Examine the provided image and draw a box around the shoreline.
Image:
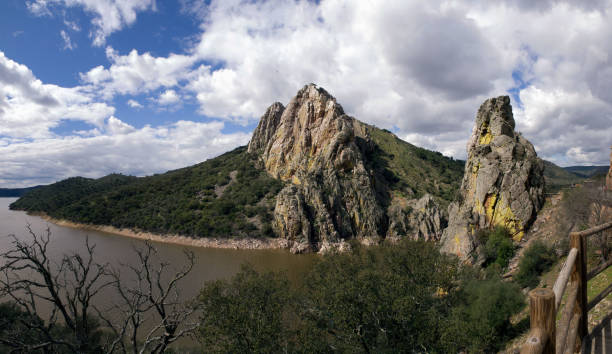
[33,213,287,251]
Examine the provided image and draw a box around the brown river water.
[0,197,316,348]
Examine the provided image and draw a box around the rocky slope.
[440,96,545,262]
[250,84,457,252]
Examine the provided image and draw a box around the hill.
[542,160,584,192]
[0,186,41,197]
[564,165,609,178]
[11,85,464,250]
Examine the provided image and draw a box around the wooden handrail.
[587,282,612,311]
[556,283,579,353]
[569,221,612,238]
[587,258,612,281]
[522,221,612,353]
[553,248,578,309]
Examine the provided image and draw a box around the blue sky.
[0,0,611,187]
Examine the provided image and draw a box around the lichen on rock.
[440,96,545,263]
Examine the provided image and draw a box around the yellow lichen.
[291,175,301,185]
[479,121,493,145]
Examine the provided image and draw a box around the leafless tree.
[555,179,612,263]
[0,225,198,353]
[100,243,198,354]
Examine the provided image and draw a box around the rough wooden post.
[523,288,556,354]
[570,232,588,351]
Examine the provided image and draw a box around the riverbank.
[34,213,287,250]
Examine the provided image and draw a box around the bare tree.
[100,243,198,354]
[0,225,198,353]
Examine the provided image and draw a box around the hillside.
[11,85,464,247]
[542,160,583,192]
[564,165,609,178]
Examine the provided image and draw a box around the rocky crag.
[249,84,450,252]
[440,96,545,262]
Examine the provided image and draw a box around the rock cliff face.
[440,96,545,262]
[249,84,445,252]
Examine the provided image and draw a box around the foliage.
[367,126,465,208]
[11,147,284,239]
[515,240,556,288]
[197,265,293,353]
[195,240,526,353]
[478,226,515,269]
[542,160,584,193]
[444,276,524,353]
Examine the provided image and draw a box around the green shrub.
[443,277,525,352]
[515,240,556,288]
[479,226,515,269]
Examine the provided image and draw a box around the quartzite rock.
[440,96,545,262]
[248,84,444,252]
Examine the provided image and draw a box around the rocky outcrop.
[386,194,443,242]
[440,96,545,262]
[249,84,444,252]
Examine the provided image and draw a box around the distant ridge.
[0,186,41,198]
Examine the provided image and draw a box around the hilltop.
[11,84,464,251]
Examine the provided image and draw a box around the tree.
[0,225,197,353]
[197,265,293,353]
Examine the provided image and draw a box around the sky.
[1,0,611,188]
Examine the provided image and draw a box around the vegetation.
[367,125,465,208]
[515,240,556,288]
[478,226,516,270]
[542,160,584,193]
[196,240,525,353]
[11,147,284,239]
[11,126,467,240]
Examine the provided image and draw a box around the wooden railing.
[521,221,612,354]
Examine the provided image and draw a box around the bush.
[444,277,524,352]
[515,240,556,288]
[479,226,515,269]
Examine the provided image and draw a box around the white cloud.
[63,19,80,32]
[127,99,142,108]
[0,118,251,187]
[27,0,156,46]
[157,89,180,105]
[80,48,196,99]
[0,51,114,139]
[60,30,75,50]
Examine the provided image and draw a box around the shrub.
[515,240,556,288]
[479,226,515,269]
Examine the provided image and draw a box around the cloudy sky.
[1,0,611,188]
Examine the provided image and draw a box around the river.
[0,197,316,348]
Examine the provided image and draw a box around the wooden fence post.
[524,288,555,354]
[570,232,588,351]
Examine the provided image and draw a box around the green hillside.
[542,160,583,192]
[564,165,608,178]
[367,126,464,208]
[11,147,283,238]
[11,128,466,240]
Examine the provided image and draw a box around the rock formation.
[440,96,545,262]
[249,84,444,252]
